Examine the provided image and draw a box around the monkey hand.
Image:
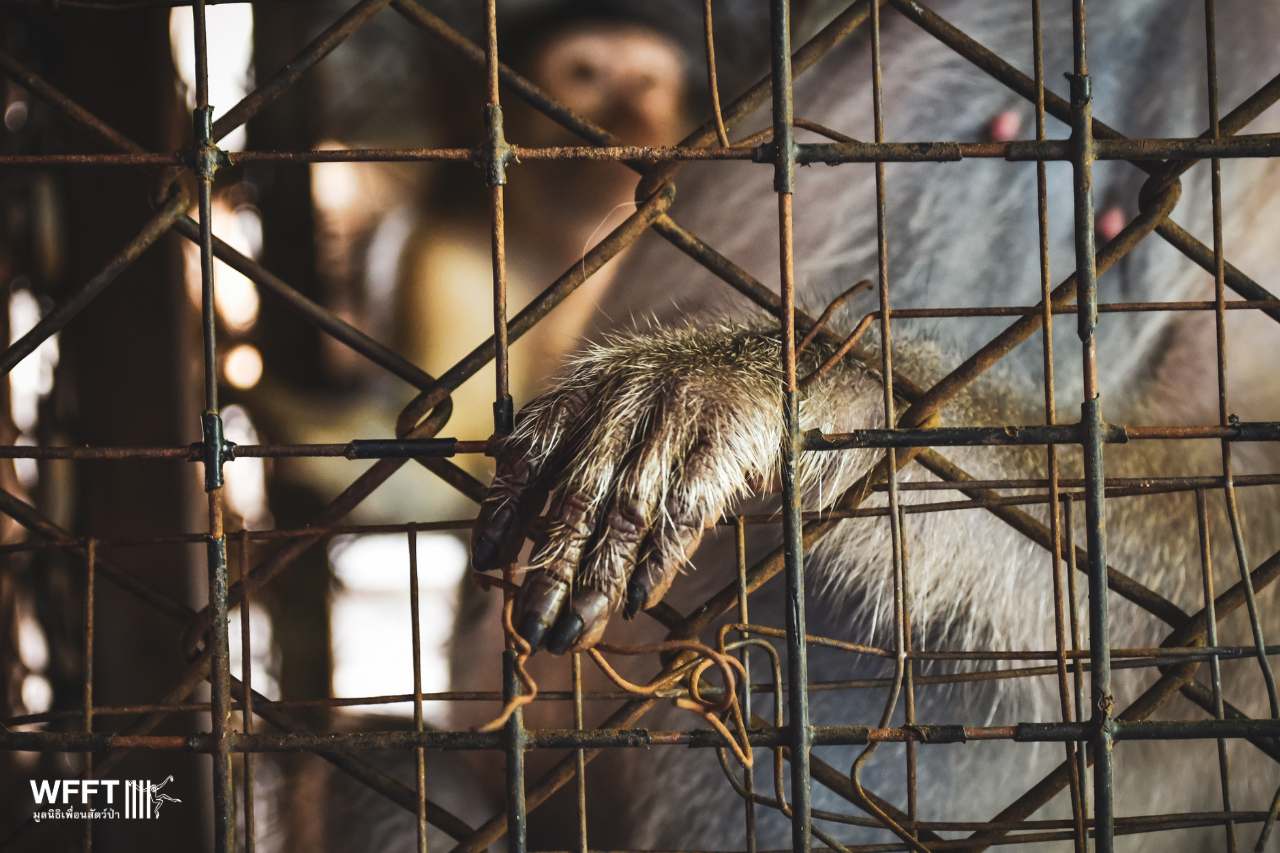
[469,324,884,653]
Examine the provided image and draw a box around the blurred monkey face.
[528,22,688,146]
[507,19,692,238]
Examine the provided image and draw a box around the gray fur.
[441,1,1280,849]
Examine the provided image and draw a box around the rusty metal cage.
[0,0,1278,850]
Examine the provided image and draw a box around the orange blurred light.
[223,344,263,389]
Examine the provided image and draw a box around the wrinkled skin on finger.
[470,324,885,653]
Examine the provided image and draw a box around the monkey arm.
[469,322,886,653]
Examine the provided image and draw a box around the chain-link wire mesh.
[1,0,1279,850]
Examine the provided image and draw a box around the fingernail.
[514,607,550,648]
[546,611,584,655]
[566,590,612,651]
[516,573,569,650]
[623,573,649,619]
[471,537,498,571]
[518,611,552,650]
[471,507,513,570]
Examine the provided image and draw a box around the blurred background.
[8,2,1279,851]
[0,1,792,848]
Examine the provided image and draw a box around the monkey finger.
[518,486,603,648]
[558,395,708,645]
[623,437,734,618]
[471,388,594,572]
[470,443,537,572]
[545,589,611,654]
[515,569,571,649]
[539,494,662,655]
[541,507,706,652]
[564,498,651,613]
[514,380,646,648]
[623,514,710,618]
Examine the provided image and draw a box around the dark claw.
[548,589,612,653]
[623,571,651,620]
[471,440,539,571]
[472,540,498,571]
[545,609,584,655]
[623,518,706,619]
[516,572,570,650]
[470,507,513,571]
[518,610,553,651]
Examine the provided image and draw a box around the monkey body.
[451,333,1278,849]
[453,1,1280,848]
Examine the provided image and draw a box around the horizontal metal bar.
[4,0,250,8]
[4,718,1277,755]
[8,644,1276,729]
[231,145,759,164]
[915,810,1271,835]
[4,468,1278,558]
[794,133,1280,163]
[8,132,1279,170]
[879,300,1280,318]
[0,152,184,166]
[808,421,1280,450]
[0,439,488,461]
[342,438,478,459]
[881,472,1280,492]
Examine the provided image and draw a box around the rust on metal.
[0,0,1277,851]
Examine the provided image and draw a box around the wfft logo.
[30,775,180,822]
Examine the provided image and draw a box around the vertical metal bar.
[202,256,234,853]
[571,652,588,853]
[193,11,218,413]
[1195,490,1237,852]
[823,7,919,849]
[191,1,233,849]
[899,509,917,830]
[502,650,527,852]
[768,1,811,847]
[1033,1,1085,847]
[408,528,429,853]
[484,2,524,848]
[1067,3,1114,848]
[702,0,731,148]
[1198,5,1278,829]
[484,0,513,436]
[82,539,95,853]
[1202,0,1279,722]
[734,517,757,853]
[867,2,912,842]
[1063,499,1090,835]
[238,532,256,853]
[490,183,509,435]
